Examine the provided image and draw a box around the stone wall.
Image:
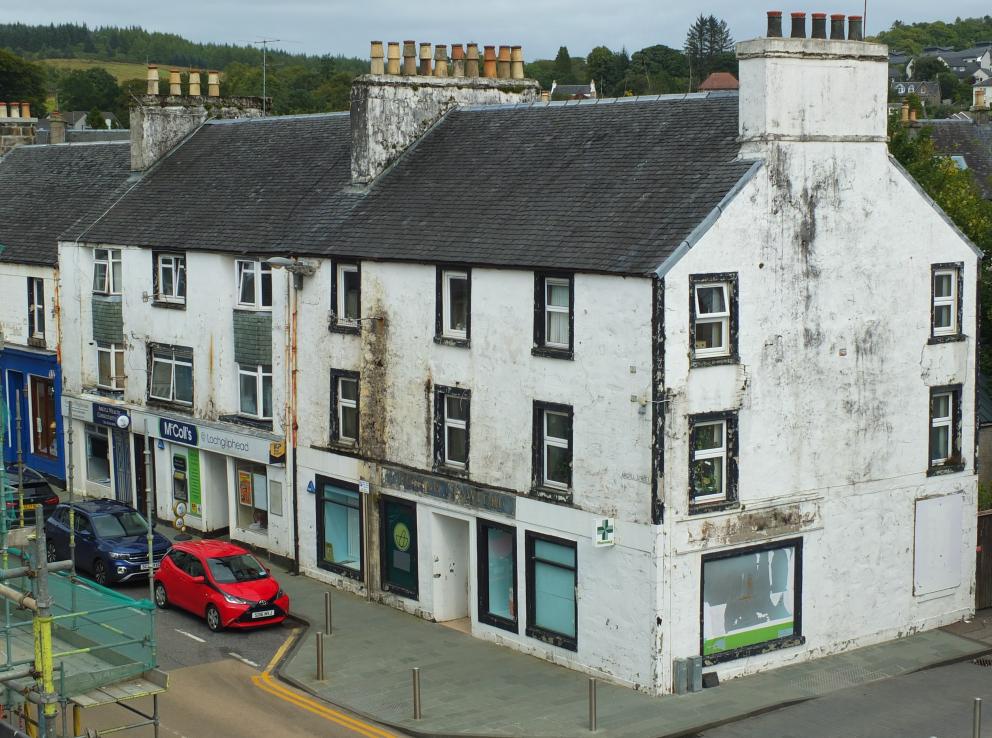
[0,118,37,156]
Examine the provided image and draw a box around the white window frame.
[336,264,360,327]
[337,376,358,445]
[93,248,122,295]
[27,277,44,339]
[692,420,727,502]
[96,343,125,391]
[238,364,272,420]
[156,253,186,303]
[149,348,193,405]
[693,282,730,358]
[932,268,958,337]
[443,394,468,468]
[543,277,570,349]
[236,260,272,309]
[542,410,570,490]
[930,391,954,464]
[442,270,469,340]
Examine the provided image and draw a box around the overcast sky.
[2,1,989,60]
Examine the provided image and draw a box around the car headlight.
[108,552,128,559]
[222,592,250,605]
[276,589,286,600]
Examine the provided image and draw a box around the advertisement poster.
[188,449,202,516]
[238,470,253,505]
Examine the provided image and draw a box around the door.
[134,435,156,518]
[431,514,470,622]
[978,511,992,610]
[381,497,418,598]
[29,376,56,459]
[74,514,98,572]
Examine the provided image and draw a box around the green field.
[39,58,156,83]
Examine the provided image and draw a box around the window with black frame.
[317,477,362,579]
[477,521,517,632]
[525,532,577,650]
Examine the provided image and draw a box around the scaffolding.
[0,356,165,737]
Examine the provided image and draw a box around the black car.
[45,499,171,586]
[2,463,59,526]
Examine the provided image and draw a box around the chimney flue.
[20,102,30,118]
[767,11,783,37]
[387,42,401,75]
[169,69,181,96]
[790,12,806,38]
[466,44,480,77]
[830,14,846,39]
[434,45,449,76]
[207,71,220,97]
[0,103,7,118]
[370,41,385,75]
[403,41,417,75]
[9,102,19,119]
[451,44,466,77]
[189,70,201,96]
[497,46,511,79]
[483,46,497,78]
[811,13,826,38]
[419,43,432,75]
[848,15,863,41]
[49,110,65,145]
[900,100,910,123]
[909,108,917,122]
[146,65,159,95]
[510,46,524,79]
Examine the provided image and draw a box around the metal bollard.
[974,697,982,738]
[324,591,332,636]
[315,632,324,680]
[412,667,422,719]
[588,677,597,732]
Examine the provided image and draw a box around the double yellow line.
[251,628,395,738]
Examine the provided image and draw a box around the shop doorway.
[432,513,470,629]
[29,376,56,459]
[133,435,156,518]
[381,497,418,599]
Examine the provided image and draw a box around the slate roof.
[80,113,355,254]
[304,95,751,275]
[0,142,132,265]
[927,121,992,200]
[552,84,595,99]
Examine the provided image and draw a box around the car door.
[74,514,98,571]
[45,507,67,559]
[165,551,194,612]
[186,554,211,617]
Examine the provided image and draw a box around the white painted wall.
[0,261,57,350]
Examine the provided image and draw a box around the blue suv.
[45,500,171,586]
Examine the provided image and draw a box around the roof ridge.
[457,91,737,113]
[207,111,349,126]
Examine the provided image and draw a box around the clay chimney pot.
[387,42,401,75]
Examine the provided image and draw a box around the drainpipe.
[290,273,301,574]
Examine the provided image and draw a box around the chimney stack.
[189,71,201,96]
[511,46,525,79]
[811,13,826,39]
[466,44,480,77]
[419,43,432,75]
[434,45,449,76]
[403,41,417,75]
[830,14,846,39]
[49,110,66,145]
[451,45,466,77]
[387,42,401,75]
[790,12,806,38]
[497,46,511,78]
[909,108,917,122]
[208,71,220,97]
[900,100,910,123]
[169,69,181,96]
[370,41,385,75]
[848,15,863,41]
[767,11,783,37]
[147,65,159,95]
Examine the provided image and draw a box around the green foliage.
[876,16,992,55]
[889,116,992,371]
[684,14,735,88]
[553,47,575,84]
[57,67,119,111]
[911,55,949,81]
[0,48,47,117]
[980,482,992,511]
[85,107,106,129]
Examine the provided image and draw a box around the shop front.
[2,345,63,482]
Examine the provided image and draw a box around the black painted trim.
[476,518,518,633]
[689,272,739,368]
[379,495,419,600]
[524,530,577,651]
[700,537,805,666]
[314,475,364,581]
[329,260,361,335]
[433,385,471,475]
[929,262,965,343]
[532,272,574,360]
[531,400,574,502]
[927,383,964,476]
[688,410,739,515]
[329,368,361,448]
[434,266,471,348]
[651,276,665,525]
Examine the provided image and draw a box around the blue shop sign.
[159,418,198,447]
[92,403,130,429]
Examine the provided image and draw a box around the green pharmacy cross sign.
[594,517,615,547]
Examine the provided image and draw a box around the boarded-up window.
[914,494,964,597]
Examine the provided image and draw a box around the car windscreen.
[91,511,149,538]
[207,554,268,583]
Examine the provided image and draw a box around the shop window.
[525,532,577,650]
[701,539,803,665]
[380,497,418,599]
[316,477,362,580]
[29,376,56,458]
[85,425,110,486]
[236,462,269,531]
[477,520,517,632]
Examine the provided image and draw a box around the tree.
[911,55,949,81]
[85,107,106,129]
[553,46,575,84]
[685,15,735,87]
[57,67,119,112]
[0,48,47,117]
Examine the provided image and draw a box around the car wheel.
[92,559,109,586]
[205,604,223,632]
[45,541,56,563]
[154,582,169,609]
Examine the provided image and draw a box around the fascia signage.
[92,403,130,429]
[159,417,198,447]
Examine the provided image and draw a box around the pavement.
[270,562,992,738]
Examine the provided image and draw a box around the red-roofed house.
[698,72,740,91]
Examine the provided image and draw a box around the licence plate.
[252,609,276,619]
[139,562,160,571]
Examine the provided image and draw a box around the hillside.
[874,15,992,54]
[39,58,152,84]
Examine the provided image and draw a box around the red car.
[153,540,290,632]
